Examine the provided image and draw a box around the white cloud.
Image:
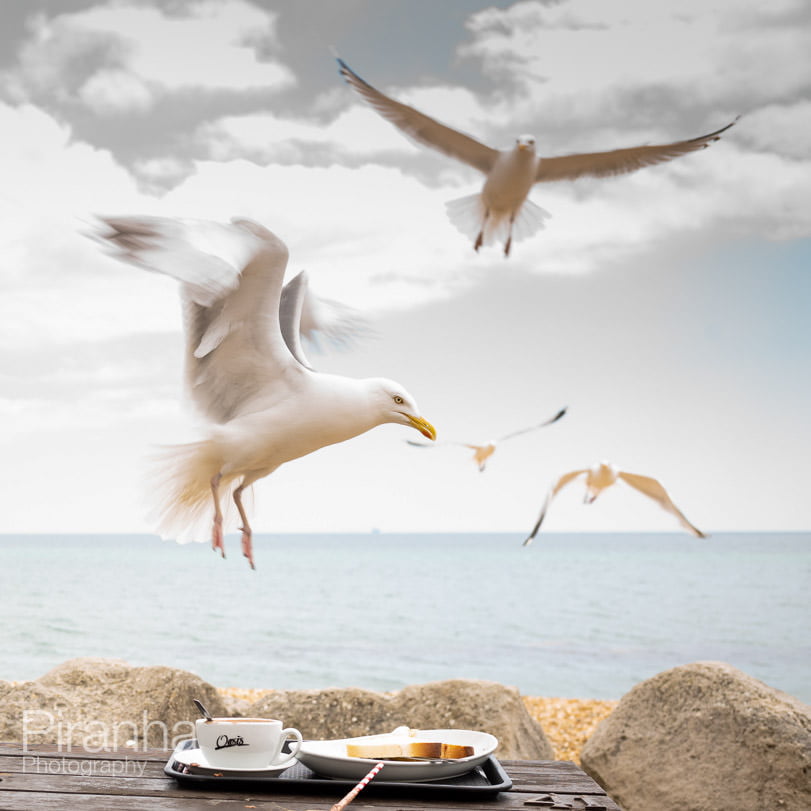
[460,0,811,148]
[740,101,811,160]
[199,105,421,163]
[78,68,153,114]
[6,0,294,112]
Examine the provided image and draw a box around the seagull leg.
[233,481,255,570]
[474,209,490,252]
[504,213,516,257]
[210,473,225,558]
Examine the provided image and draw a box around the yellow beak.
[407,414,437,441]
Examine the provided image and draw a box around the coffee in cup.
[195,717,303,769]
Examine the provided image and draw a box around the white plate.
[295,728,498,782]
[169,739,298,776]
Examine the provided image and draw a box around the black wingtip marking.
[689,116,740,146]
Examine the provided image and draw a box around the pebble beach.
[217,687,617,764]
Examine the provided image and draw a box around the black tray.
[165,739,512,798]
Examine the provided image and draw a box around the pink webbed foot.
[212,516,225,558]
[240,526,255,570]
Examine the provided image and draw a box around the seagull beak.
[518,143,528,151]
[406,414,437,441]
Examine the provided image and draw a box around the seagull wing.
[337,58,499,175]
[279,270,314,370]
[404,439,473,449]
[535,119,738,183]
[499,406,568,442]
[523,469,588,546]
[618,472,707,538]
[296,278,372,352]
[95,215,305,423]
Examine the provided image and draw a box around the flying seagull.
[408,406,567,471]
[92,215,436,568]
[523,460,706,545]
[337,57,737,256]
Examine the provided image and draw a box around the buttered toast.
[345,740,475,759]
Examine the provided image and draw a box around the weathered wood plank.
[0,756,604,795]
[0,753,167,778]
[0,792,313,810]
[0,743,169,762]
[0,791,618,811]
[499,761,610,795]
[0,770,514,804]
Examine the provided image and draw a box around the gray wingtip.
[287,268,309,288]
[335,54,350,75]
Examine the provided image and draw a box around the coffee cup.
[194,717,303,770]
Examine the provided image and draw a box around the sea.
[1,532,809,703]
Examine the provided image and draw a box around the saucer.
[169,739,298,775]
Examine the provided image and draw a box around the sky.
[1,0,810,537]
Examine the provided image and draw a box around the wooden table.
[0,743,621,810]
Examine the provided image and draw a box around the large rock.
[247,678,554,759]
[581,661,811,811]
[0,657,228,749]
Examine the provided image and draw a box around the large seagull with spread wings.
[93,216,436,568]
[337,58,737,256]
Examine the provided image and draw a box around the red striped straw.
[329,762,385,811]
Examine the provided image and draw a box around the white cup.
[195,717,303,769]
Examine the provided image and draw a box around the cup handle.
[278,727,303,762]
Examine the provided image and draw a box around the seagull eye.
[393,395,404,405]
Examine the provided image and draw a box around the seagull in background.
[92,215,436,568]
[523,460,707,545]
[337,57,738,256]
[408,406,567,472]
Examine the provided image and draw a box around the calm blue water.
[1,533,808,702]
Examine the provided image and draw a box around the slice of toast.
[346,740,441,759]
[345,740,474,759]
[440,742,475,759]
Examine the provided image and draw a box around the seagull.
[92,215,436,568]
[407,406,567,471]
[523,460,706,545]
[337,57,738,256]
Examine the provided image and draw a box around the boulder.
[247,678,554,759]
[0,680,15,701]
[1,657,228,749]
[580,661,811,811]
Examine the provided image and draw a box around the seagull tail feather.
[445,194,550,249]
[147,440,229,545]
[445,193,487,243]
[512,198,551,242]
